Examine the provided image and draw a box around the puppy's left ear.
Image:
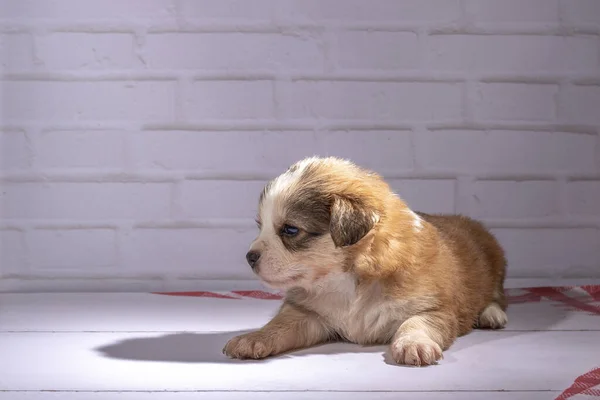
[330,196,379,248]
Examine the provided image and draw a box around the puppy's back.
[417,211,508,316]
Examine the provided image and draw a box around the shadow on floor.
[95,329,381,364]
[95,302,570,366]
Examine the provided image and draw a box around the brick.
[335,32,419,70]
[36,33,139,70]
[284,0,462,23]
[132,228,257,279]
[492,228,599,277]
[469,181,560,219]
[476,83,557,122]
[0,230,25,275]
[1,183,171,220]
[387,179,455,214]
[37,130,125,168]
[559,86,600,125]
[132,130,413,173]
[465,0,560,23]
[428,35,598,74]
[320,130,413,172]
[144,33,323,71]
[561,0,600,26]
[0,130,29,169]
[0,0,176,20]
[178,180,267,219]
[179,0,279,21]
[131,131,318,172]
[416,130,597,174]
[4,81,176,122]
[0,34,33,71]
[28,229,116,270]
[184,81,274,120]
[281,81,463,122]
[566,181,600,216]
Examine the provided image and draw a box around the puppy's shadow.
[96,303,571,366]
[95,330,382,364]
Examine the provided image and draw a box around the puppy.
[223,156,508,366]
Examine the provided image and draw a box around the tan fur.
[223,157,508,366]
[222,302,331,359]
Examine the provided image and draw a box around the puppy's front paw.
[222,332,275,360]
[391,333,443,367]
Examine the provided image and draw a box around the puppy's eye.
[281,224,299,236]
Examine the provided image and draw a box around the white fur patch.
[478,303,508,329]
[302,273,415,344]
[257,196,275,239]
[371,213,380,225]
[391,328,443,366]
[267,171,296,199]
[409,210,423,231]
[267,156,319,199]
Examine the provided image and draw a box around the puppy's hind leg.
[476,284,508,330]
[476,302,508,329]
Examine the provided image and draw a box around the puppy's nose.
[246,251,261,268]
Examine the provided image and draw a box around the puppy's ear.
[330,196,378,248]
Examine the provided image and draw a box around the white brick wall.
[1,0,599,291]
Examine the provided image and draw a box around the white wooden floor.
[0,286,599,400]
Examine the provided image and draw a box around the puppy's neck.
[286,270,363,305]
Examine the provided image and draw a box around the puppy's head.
[245,156,391,290]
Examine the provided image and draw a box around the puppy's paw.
[222,331,275,360]
[477,303,508,329]
[391,333,443,367]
